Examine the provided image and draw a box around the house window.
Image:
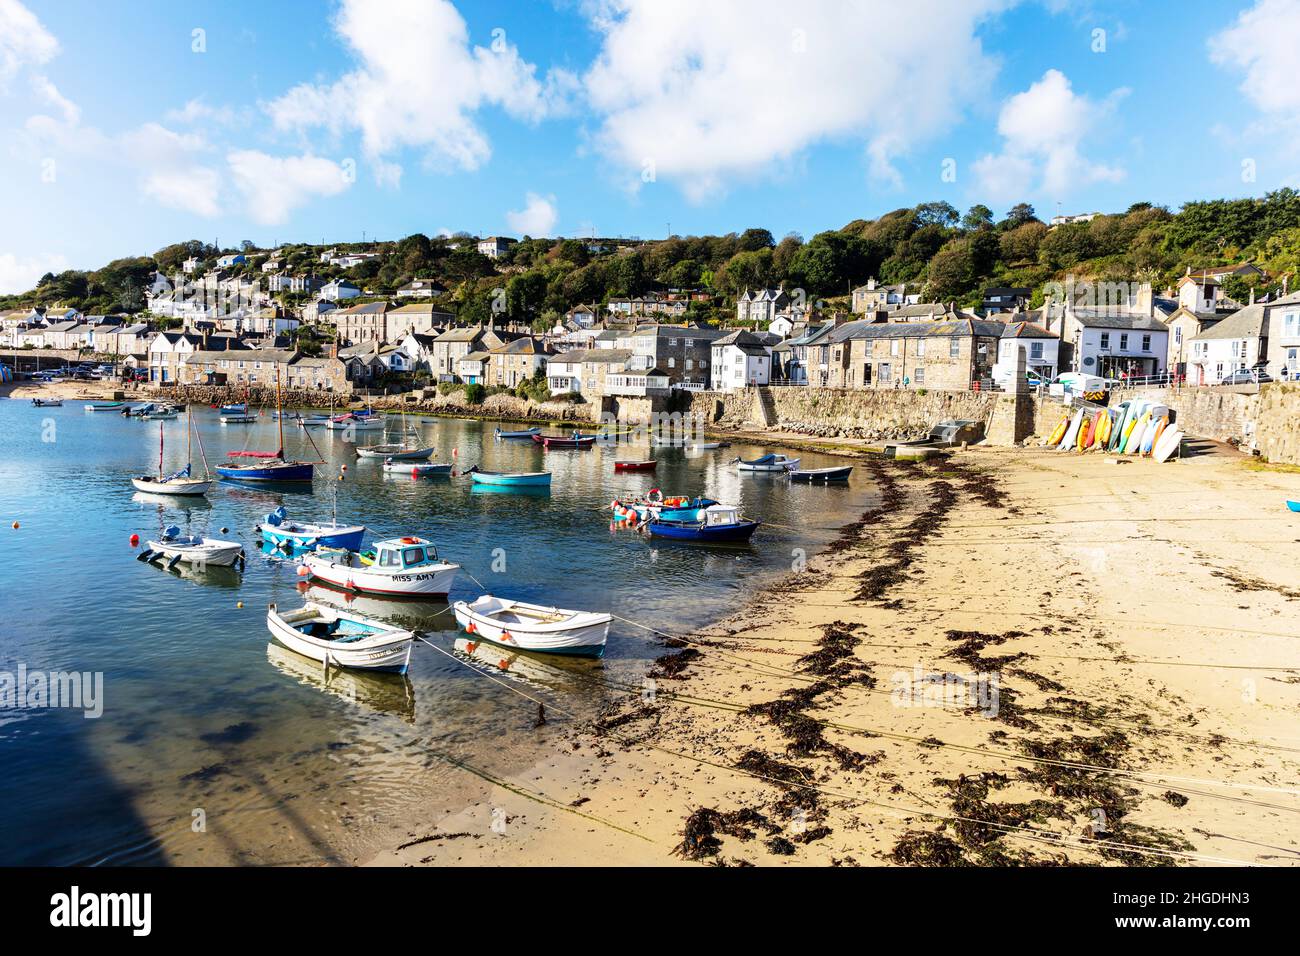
[916,339,925,357]
[879,362,892,383]
[1120,334,1129,350]
[890,340,900,356]
[1141,334,1151,352]
[668,338,678,346]
[1029,342,1044,360]
[668,357,675,368]
[685,359,693,371]
[949,339,960,358]
[1283,312,1300,337]
[1100,333,1110,349]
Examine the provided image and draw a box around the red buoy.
[130,533,140,547]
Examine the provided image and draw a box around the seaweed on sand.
[650,647,701,679]
[673,807,779,860]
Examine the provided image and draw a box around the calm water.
[0,400,875,865]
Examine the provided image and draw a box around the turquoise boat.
[468,468,552,487]
[1288,500,1300,513]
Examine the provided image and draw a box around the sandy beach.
[369,442,1300,867]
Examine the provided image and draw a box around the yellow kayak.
[1094,410,1113,449]
[1046,415,1070,447]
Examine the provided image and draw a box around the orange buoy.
[11,522,18,530]
[236,602,244,609]
[296,565,309,576]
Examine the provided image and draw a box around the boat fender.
[167,553,183,569]
[501,630,512,643]
[136,549,153,562]
[466,621,476,634]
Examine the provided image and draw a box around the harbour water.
[0,401,876,864]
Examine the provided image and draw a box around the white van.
[1047,372,1106,399]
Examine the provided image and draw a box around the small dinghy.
[734,453,800,473]
[31,397,62,407]
[495,426,541,440]
[687,441,729,451]
[297,415,330,427]
[122,402,156,417]
[84,401,124,412]
[1288,500,1300,513]
[130,410,214,496]
[789,465,853,483]
[257,506,365,551]
[614,459,657,472]
[267,602,416,673]
[219,402,248,415]
[533,433,595,449]
[220,414,255,424]
[611,493,718,524]
[145,405,180,420]
[356,444,432,460]
[646,505,760,543]
[301,536,459,597]
[453,595,611,657]
[385,459,453,476]
[467,468,551,487]
[141,526,244,567]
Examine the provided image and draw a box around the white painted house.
[319,280,361,301]
[710,330,771,392]
[994,321,1060,385]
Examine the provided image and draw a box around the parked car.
[1220,367,1273,386]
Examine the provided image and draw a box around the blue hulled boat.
[468,468,552,487]
[257,506,366,551]
[1288,500,1300,513]
[215,368,322,482]
[647,505,760,543]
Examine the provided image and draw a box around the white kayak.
[143,533,244,567]
[300,537,459,597]
[266,602,416,673]
[453,595,611,657]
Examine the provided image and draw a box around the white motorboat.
[31,398,62,407]
[266,602,416,673]
[221,414,256,424]
[144,406,180,420]
[141,527,244,567]
[300,536,459,597]
[453,595,611,657]
[297,415,330,428]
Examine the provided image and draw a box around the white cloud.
[116,123,222,217]
[0,251,68,295]
[506,192,558,236]
[972,69,1126,201]
[226,150,351,225]
[580,0,1007,201]
[1209,0,1300,177]
[0,0,57,87]
[265,0,574,179]
[165,98,241,128]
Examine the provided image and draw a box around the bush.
[463,383,486,405]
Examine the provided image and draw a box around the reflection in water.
[143,560,244,589]
[265,643,416,722]
[452,637,597,695]
[299,581,457,633]
[468,483,551,498]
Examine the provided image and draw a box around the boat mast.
[158,420,164,479]
[186,402,193,470]
[275,365,285,460]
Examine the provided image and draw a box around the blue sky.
[2,0,1298,292]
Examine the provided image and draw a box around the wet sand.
[370,444,1300,866]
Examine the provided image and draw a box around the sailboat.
[356,414,432,459]
[215,367,323,483]
[131,407,214,496]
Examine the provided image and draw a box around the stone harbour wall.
[690,385,999,441]
[149,383,598,423]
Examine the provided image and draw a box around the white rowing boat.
[356,444,432,460]
[266,602,416,673]
[453,595,611,657]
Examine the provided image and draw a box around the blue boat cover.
[164,525,181,538]
[265,506,287,526]
[162,463,191,482]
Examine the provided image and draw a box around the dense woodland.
[7,189,1300,329]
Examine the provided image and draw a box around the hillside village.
[4,195,1300,403]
